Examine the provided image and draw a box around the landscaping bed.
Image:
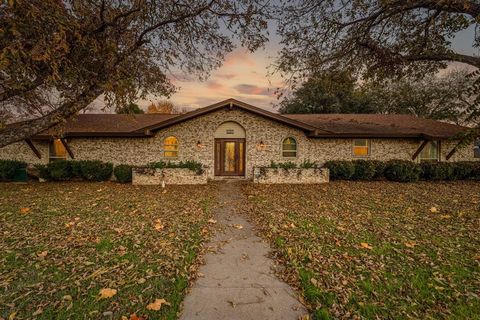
[132,168,207,185]
[243,181,480,319]
[253,167,329,184]
[0,182,216,319]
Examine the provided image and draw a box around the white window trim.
[352,139,371,158]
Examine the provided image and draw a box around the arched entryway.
[214,122,246,176]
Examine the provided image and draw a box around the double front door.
[214,139,245,176]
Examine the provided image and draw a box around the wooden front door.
[214,138,245,176]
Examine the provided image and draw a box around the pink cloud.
[216,73,236,80]
[223,49,256,68]
[234,84,272,96]
[206,80,224,90]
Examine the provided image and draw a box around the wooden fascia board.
[412,139,430,160]
[24,139,41,159]
[60,138,75,159]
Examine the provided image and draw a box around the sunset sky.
[132,24,479,113]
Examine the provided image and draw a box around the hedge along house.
[0,98,478,179]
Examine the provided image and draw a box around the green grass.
[244,181,480,319]
[0,182,217,319]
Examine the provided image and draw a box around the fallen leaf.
[32,308,43,316]
[19,207,30,214]
[65,222,75,228]
[429,207,438,213]
[154,219,164,231]
[405,241,417,248]
[62,295,72,301]
[360,242,373,250]
[99,288,117,299]
[310,278,318,286]
[232,224,243,229]
[208,218,217,224]
[37,251,48,258]
[146,298,170,311]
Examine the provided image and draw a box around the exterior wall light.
[257,140,267,151]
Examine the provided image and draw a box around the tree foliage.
[278,71,378,114]
[276,0,480,79]
[0,0,269,146]
[147,100,185,114]
[366,69,478,125]
[279,69,478,126]
[116,103,144,114]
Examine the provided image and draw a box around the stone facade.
[0,107,478,180]
[132,168,207,185]
[253,167,329,184]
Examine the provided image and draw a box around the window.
[419,141,439,161]
[353,139,370,157]
[49,139,67,162]
[282,137,297,157]
[163,136,178,158]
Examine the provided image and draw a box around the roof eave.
[32,131,153,139]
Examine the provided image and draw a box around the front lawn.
[0,182,216,319]
[243,181,480,319]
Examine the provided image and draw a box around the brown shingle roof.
[35,114,178,138]
[27,99,471,139]
[283,114,468,139]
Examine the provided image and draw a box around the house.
[0,98,478,179]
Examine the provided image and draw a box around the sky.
[130,23,479,113]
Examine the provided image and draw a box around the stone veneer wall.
[253,167,329,184]
[132,168,207,185]
[0,140,49,165]
[0,108,478,179]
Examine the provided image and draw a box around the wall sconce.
[257,140,267,151]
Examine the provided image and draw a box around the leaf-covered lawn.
[243,181,480,319]
[0,182,216,320]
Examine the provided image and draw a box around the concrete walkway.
[180,181,306,320]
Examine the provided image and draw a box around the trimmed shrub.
[450,162,475,180]
[70,160,84,178]
[352,160,376,180]
[0,160,27,181]
[34,164,50,180]
[472,162,480,180]
[149,160,204,174]
[324,161,355,180]
[269,161,297,169]
[114,165,132,183]
[370,160,386,180]
[299,159,317,169]
[79,160,113,181]
[420,161,454,181]
[384,160,421,182]
[47,160,73,181]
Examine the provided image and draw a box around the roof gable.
[138,98,322,134]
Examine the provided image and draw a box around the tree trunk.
[0,84,104,148]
